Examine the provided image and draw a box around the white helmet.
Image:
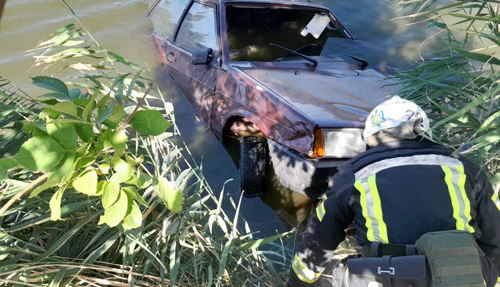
[363,96,431,144]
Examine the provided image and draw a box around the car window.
[176,3,217,52]
[149,0,190,39]
[226,6,349,62]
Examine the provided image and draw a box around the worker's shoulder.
[348,139,454,170]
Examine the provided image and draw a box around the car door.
[148,0,190,60]
[165,1,219,124]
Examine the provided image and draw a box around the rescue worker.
[286,96,500,287]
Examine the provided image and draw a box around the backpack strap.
[379,255,393,287]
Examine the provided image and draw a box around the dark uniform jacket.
[288,139,500,286]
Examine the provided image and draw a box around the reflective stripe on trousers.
[292,253,324,283]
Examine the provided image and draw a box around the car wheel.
[240,136,268,197]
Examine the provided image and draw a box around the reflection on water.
[261,165,316,233]
[317,0,444,73]
[0,0,157,96]
[0,0,437,231]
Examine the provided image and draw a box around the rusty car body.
[147,0,397,198]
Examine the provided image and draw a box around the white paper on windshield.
[301,14,330,39]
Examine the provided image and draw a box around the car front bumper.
[268,139,347,199]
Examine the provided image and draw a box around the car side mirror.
[192,48,213,65]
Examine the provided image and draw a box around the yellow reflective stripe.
[292,254,323,283]
[442,165,475,233]
[355,180,374,242]
[442,166,464,230]
[355,175,389,243]
[316,202,326,222]
[345,267,350,287]
[492,192,500,210]
[368,174,389,243]
[456,166,475,233]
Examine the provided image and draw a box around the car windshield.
[226,6,353,63]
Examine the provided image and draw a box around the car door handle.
[166,52,176,63]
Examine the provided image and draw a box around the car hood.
[240,67,399,128]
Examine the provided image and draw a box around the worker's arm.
[473,169,500,274]
[286,181,354,287]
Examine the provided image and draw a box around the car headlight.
[311,128,366,159]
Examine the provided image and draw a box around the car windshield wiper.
[323,46,368,70]
[270,43,318,68]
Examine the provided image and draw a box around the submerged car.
[147,0,397,199]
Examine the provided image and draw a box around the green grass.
[393,0,500,189]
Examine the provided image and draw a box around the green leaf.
[102,181,120,208]
[434,86,500,128]
[48,119,91,125]
[32,76,69,98]
[41,107,61,119]
[110,172,132,184]
[46,122,78,150]
[75,124,94,142]
[14,137,66,172]
[83,89,99,121]
[122,202,142,230]
[98,188,128,227]
[102,105,127,129]
[99,163,110,174]
[237,230,293,251]
[0,158,18,181]
[96,103,114,124]
[97,94,110,110]
[452,48,500,66]
[50,186,66,221]
[125,70,143,102]
[104,49,141,70]
[136,171,152,189]
[111,157,132,174]
[153,177,183,212]
[69,88,82,99]
[110,73,130,105]
[75,152,96,168]
[39,93,71,101]
[48,151,76,183]
[45,101,80,119]
[73,169,98,196]
[30,179,58,198]
[73,98,91,108]
[96,180,106,195]
[123,186,148,206]
[22,122,48,136]
[125,154,144,166]
[97,129,113,150]
[129,110,171,136]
